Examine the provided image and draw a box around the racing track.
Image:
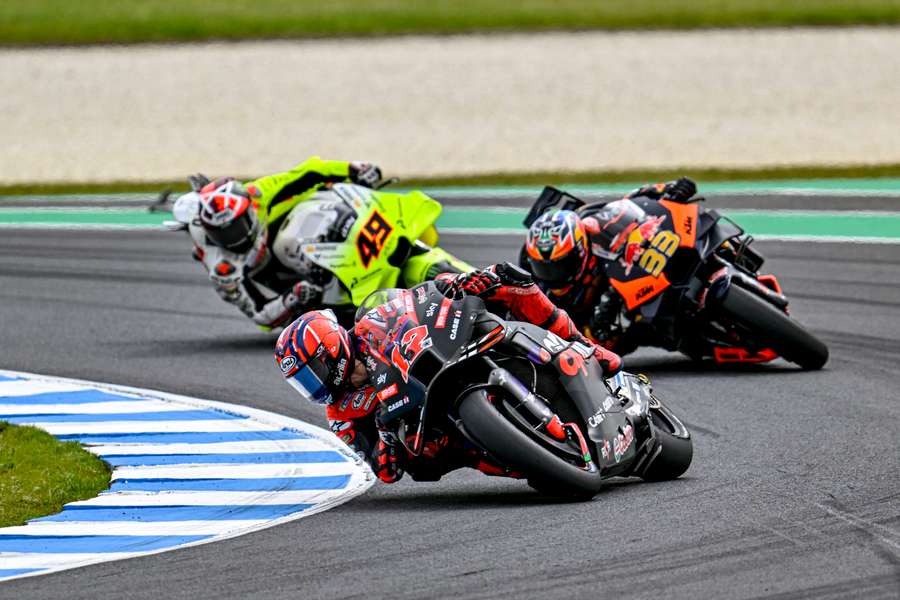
[1,194,899,599]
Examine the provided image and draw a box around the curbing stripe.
[0,369,374,583]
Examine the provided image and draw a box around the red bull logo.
[621,216,665,275]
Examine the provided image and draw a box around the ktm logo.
[683,216,693,235]
[636,285,654,299]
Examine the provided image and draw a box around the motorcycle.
[163,182,473,326]
[523,186,829,370]
[357,281,693,499]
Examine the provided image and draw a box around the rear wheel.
[458,389,603,499]
[717,284,829,370]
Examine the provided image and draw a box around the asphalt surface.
[1,196,899,599]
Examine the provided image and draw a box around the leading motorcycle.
[358,281,693,499]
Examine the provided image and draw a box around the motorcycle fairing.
[300,184,443,304]
[497,322,639,473]
[604,200,684,310]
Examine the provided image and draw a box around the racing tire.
[718,284,829,370]
[639,408,693,482]
[458,389,603,500]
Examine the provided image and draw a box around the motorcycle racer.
[520,177,698,353]
[173,157,459,331]
[273,262,623,484]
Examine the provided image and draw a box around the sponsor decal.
[600,439,611,461]
[435,298,452,328]
[330,420,352,433]
[588,396,616,427]
[364,355,377,371]
[377,383,399,401]
[621,215,666,276]
[376,372,387,385]
[449,310,462,340]
[403,291,416,316]
[542,332,566,353]
[415,286,428,304]
[612,424,634,462]
[332,358,348,385]
[558,348,588,377]
[386,396,410,412]
[683,215,694,236]
[350,390,367,410]
[279,355,297,374]
[425,302,438,318]
[635,285,655,300]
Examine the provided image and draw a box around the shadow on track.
[624,355,798,376]
[346,477,692,512]
[106,334,277,357]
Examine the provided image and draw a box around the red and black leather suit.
[326,262,622,483]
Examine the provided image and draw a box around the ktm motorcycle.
[357,282,693,499]
[523,187,829,370]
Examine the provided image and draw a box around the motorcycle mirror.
[375,177,400,190]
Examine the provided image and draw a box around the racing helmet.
[525,210,590,286]
[588,199,648,260]
[198,178,258,253]
[275,310,354,405]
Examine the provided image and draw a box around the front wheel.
[639,404,693,482]
[716,284,829,370]
[458,389,604,499]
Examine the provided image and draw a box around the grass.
[0,422,110,527]
[3,163,900,196]
[2,1,900,45]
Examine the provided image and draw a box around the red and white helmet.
[198,178,258,253]
[274,310,355,405]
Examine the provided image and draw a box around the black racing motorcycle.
[357,282,692,499]
[523,186,829,370]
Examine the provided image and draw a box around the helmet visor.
[528,251,581,286]
[286,360,333,405]
[205,209,255,253]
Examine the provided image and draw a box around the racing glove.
[663,177,697,203]
[625,177,696,203]
[283,280,323,311]
[187,173,211,192]
[349,162,382,188]
[373,431,404,483]
[443,269,502,297]
[590,293,622,343]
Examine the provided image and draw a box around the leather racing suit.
[520,179,697,354]
[186,157,373,330]
[326,262,623,483]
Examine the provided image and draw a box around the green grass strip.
[0,422,111,528]
[5,164,900,196]
[3,0,900,46]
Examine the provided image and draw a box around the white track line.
[84,439,323,455]
[71,489,356,507]
[111,463,358,480]
[0,369,374,584]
